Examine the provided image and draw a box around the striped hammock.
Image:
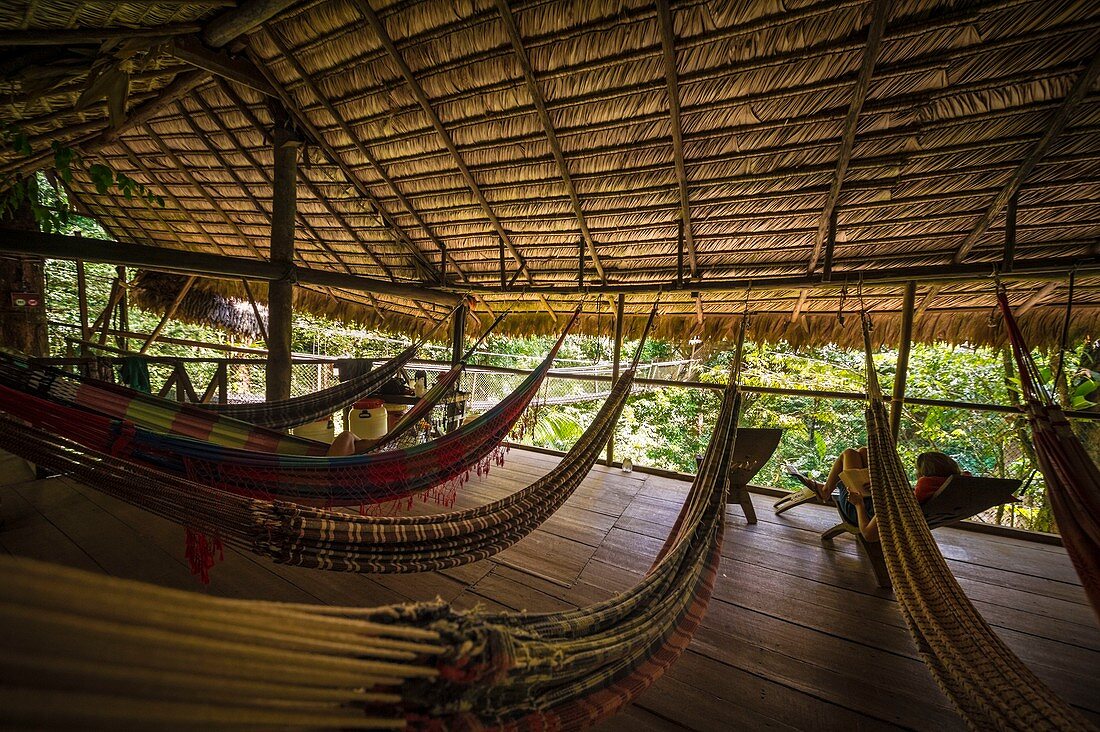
[0,307,655,579]
[998,289,1100,620]
[0,312,578,507]
[859,313,1090,730]
[0,315,731,730]
[0,353,327,456]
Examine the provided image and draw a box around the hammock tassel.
[184,527,224,585]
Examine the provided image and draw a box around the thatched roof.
[2,0,1099,347]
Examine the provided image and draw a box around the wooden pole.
[606,293,626,466]
[139,276,196,354]
[448,303,467,431]
[115,266,129,352]
[266,122,299,402]
[890,281,917,439]
[240,278,269,345]
[76,259,89,357]
[1003,191,1018,273]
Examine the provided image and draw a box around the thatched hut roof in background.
[1,0,1099,349]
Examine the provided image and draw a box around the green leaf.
[88,163,114,194]
[1038,365,1052,384]
[1072,379,1097,398]
[1070,396,1096,410]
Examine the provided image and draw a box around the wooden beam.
[808,0,889,274]
[352,0,533,283]
[165,36,276,96]
[656,0,697,279]
[494,0,606,282]
[537,294,557,320]
[606,292,626,466]
[458,255,1099,296]
[694,292,704,325]
[1015,281,1058,316]
[115,265,129,351]
[448,302,467,430]
[889,281,916,439]
[1002,190,1018,273]
[791,289,810,322]
[240,278,268,345]
[255,29,448,283]
[139,275,196,354]
[0,24,200,45]
[0,229,464,306]
[953,48,1100,263]
[267,118,298,402]
[76,260,89,352]
[201,0,298,48]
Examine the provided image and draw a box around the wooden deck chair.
[822,474,1022,587]
[725,428,783,524]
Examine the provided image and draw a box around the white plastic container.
[291,415,335,443]
[349,398,388,439]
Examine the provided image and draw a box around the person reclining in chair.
[788,450,962,542]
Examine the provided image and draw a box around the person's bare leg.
[819,447,866,500]
[328,430,358,456]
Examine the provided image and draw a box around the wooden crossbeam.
[255,29,450,283]
[791,289,810,322]
[495,0,606,283]
[352,0,533,284]
[656,0,697,279]
[1015,281,1058,316]
[140,275,196,354]
[953,48,1100,263]
[0,24,200,45]
[240,279,268,345]
[165,36,276,96]
[808,0,889,274]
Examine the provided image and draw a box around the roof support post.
[448,302,467,431]
[266,119,299,402]
[606,293,626,466]
[890,281,917,439]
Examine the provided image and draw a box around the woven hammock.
[0,312,579,507]
[194,312,457,429]
[0,307,655,579]
[997,290,1100,619]
[859,313,1091,731]
[0,353,327,456]
[0,312,733,730]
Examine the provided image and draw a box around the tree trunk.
[0,200,48,356]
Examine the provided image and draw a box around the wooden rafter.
[142,122,266,258]
[352,0,533,284]
[183,92,398,281]
[1015,281,1058,316]
[494,0,607,283]
[165,37,276,97]
[952,48,1100,263]
[0,24,200,45]
[253,30,451,283]
[807,0,890,274]
[140,275,197,354]
[656,0,697,279]
[791,289,810,322]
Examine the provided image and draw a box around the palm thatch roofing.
[2,0,1099,348]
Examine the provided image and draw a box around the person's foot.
[784,464,825,501]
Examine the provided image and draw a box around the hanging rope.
[860,309,1091,731]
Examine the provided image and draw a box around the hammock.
[0,353,328,456]
[859,312,1090,730]
[0,306,656,580]
[0,311,579,507]
[0,310,733,730]
[998,289,1100,619]
[194,313,454,429]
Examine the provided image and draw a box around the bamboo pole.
[606,293,625,466]
[890,282,917,439]
[76,259,89,358]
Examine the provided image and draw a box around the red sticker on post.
[11,292,41,308]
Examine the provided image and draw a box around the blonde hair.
[916,451,960,478]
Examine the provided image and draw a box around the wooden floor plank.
[1,447,1095,731]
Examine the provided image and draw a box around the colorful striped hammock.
[0,307,655,579]
[998,289,1100,620]
[0,311,729,730]
[859,312,1089,730]
[0,312,578,507]
[0,353,327,455]
[193,314,453,429]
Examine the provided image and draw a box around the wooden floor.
[2,446,1098,730]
